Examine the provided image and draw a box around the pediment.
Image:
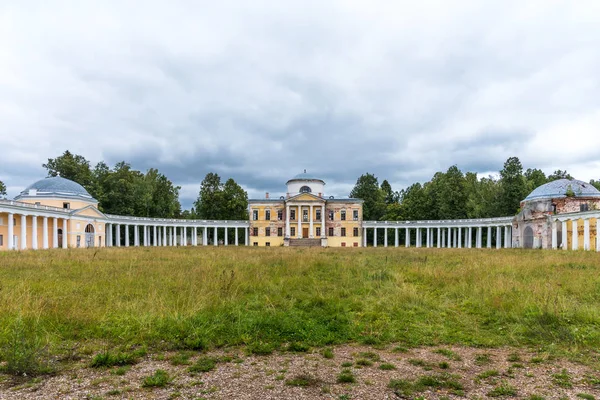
[287,193,326,202]
[70,205,107,219]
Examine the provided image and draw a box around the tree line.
[350,156,600,222]
[2,152,599,222]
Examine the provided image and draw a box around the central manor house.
[248,171,363,247]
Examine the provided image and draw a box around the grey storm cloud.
[1,0,600,209]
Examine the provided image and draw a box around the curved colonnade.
[3,198,600,251]
[363,217,514,249]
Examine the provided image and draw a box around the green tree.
[380,180,399,204]
[194,173,224,219]
[349,173,386,221]
[399,183,434,220]
[42,150,93,189]
[547,170,573,181]
[524,168,547,192]
[222,178,248,220]
[590,180,600,191]
[464,173,502,218]
[142,168,181,218]
[499,157,527,216]
[0,180,6,198]
[435,165,467,219]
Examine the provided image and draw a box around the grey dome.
[286,171,325,184]
[15,176,96,202]
[524,179,600,201]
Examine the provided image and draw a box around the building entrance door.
[302,228,309,238]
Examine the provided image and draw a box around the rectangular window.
[580,204,589,212]
[353,227,359,237]
[265,210,271,220]
[291,227,296,237]
[266,227,271,236]
[341,242,346,247]
[341,210,346,221]
[35,202,41,206]
[99,237,102,247]
[316,227,321,237]
[303,209,308,222]
[341,227,346,237]
[353,242,359,247]
[252,210,258,220]
[253,242,258,246]
[0,235,3,246]
[76,235,81,248]
[328,227,334,236]
[316,209,321,221]
[328,210,334,221]
[252,227,258,236]
[277,210,283,220]
[277,227,283,236]
[266,242,271,247]
[63,202,70,209]
[353,210,359,221]
[291,209,296,221]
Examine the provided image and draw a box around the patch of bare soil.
[1,345,599,399]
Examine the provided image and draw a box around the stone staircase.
[289,238,322,247]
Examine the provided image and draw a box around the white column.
[448,228,452,248]
[374,227,378,247]
[52,218,59,248]
[363,228,367,247]
[7,213,14,250]
[496,226,502,249]
[42,217,48,249]
[194,227,198,246]
[441,228,445,248]
[297,206,301,238]
[458,227,462,249]
[225,227,228,246]
[468,227,472,248]
[426,228,430,248]
[286,205,290,238]
[551,222,558,250]
[153,226,157,246]
[62,219,68,249]
[125,225,130,247]
[321,205,325,237]
[486,227,492,248]
[416,228,421,247]
[572,220,579,250]
[32,216,38,250]
[214,227,218,246]
[163,226,167,247]
[584,219,590,251]
[203,227,208,246]
[20,214,27,250]
[115,224,121,247]
[437,228,441,248]
[405,228,410,247]
[505,226,511,248]
[244,227,249,246]
[234,227,238,246]
[561,221,568,250]
[384,228,388,247]
[309,205,313,238]
[395,228,399,247]
[596,219,599,252]
[477,227,482,248]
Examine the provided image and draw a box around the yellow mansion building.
[248,171,364,247]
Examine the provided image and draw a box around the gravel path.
[1,345,599,399]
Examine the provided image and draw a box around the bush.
[188,356,218,373]
[90,351,138,368]
[0,318,53,376]
[142,369,172,388]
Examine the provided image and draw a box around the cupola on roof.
[15,176,97,203]
[523,179,600,202]
[286,170,325,184]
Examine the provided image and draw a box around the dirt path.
[1,345,599,399]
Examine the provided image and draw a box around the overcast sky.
[1,1,599,208]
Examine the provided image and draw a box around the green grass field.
[1,247,599,372]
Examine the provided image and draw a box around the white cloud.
[1,0,599,206]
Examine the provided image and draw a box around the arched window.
[300,186,311,193]
[523,226,534,249]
